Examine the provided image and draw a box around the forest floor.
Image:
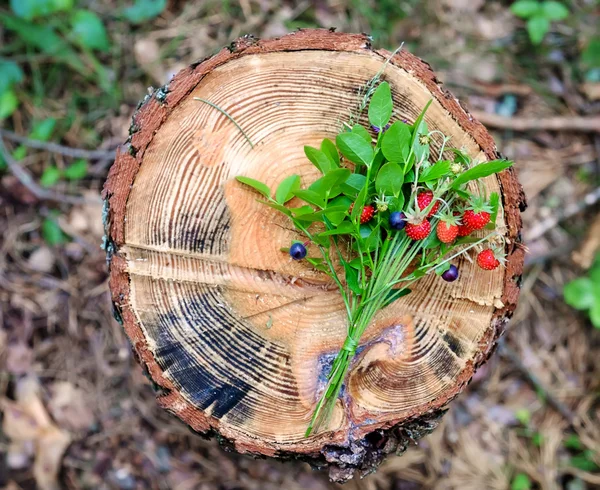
[0,1,599,489]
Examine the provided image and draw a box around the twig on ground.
[526,187,600,241]
[0,129,116,160]
[472,111,600,133]
[0,137,100,205]
[499,342,577,427]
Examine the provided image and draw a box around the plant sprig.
[236,77,513,436]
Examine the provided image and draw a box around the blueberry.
[442,265,459,282]
[389,211,407,230]
[289,242,307,260]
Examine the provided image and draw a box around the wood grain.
[103,30,525,481]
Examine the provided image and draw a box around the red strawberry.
[462,197,493,230]
[463,209,491,230]
[476,249,500,270]
[436,221,459,244]
[417,191,439,218]
[457,224,473,237]
[405,220,431,240]
[349,203,376,224]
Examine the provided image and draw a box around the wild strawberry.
[462,197,493,230]
[457,224,473,237]
[405,220,431,240]
[463,210,490,230]
[436,221,459,244]
[476,249,501,270]
[349,203,376,224]
[417,191,439,218]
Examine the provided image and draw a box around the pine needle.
[193,97,254,149]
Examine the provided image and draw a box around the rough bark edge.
[101,29,526,482]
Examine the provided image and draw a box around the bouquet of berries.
[236,79,513,436]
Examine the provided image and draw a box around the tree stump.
[102,30,526,481]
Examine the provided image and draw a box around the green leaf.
[304,146,333,174]
[527,16,550,45]
[293,189,326,208]
[306,257,328,272]
[322,206,348,226]
[320,138,340,167]
[413,120,430,163]
[0,90,19,120]
[351,124,372,144]
[10,0,73,20]
[564,278,595,311]
[318,220,354,237]
[515,408,531,426]
[343,261,362,295]
[389,193,405,213]
[591,300,600,329]
[42,215,68,246]
[368,81,393,129]
[581,37,600,69]
[352,182,368,222]
[541,1,569,21]
[340,173,366,197]
[308,168,351,197]
[336,132,374,166]
[235,176,270,198]
[260,200,293,217]
[123,0,167,24]
[451,159,513,190]
[510,0,541,18]
[71,10,110,52]
[63,159,89,180]
[275,174,300,204]
[295,205,348,224]
[0,14,88,76]
[451,148,471,165]
[410,100,432,149]
[40,166,61,187]
[564,434,583,450]
[328,195,352,210]
[381,288,411,308]
[418,160,451,182]
[0,60,24,94]
[361,225,381,252]
[381,121,411,162]
[569,452,600,472]
[489,192,500,226]
[376,162,404,196]
[511,473,532,490]
[30,118,56,141]
[289,205,313,216]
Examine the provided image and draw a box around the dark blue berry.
[289,242,307,260]
[442,265,459,282]
[389,211,407,230]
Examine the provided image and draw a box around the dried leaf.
[48,382,95,432]
[1,376,72,490]
[34,425,71,490]
[27,246,55,273]
[6,342,33,375]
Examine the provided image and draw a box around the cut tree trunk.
[102,30,526,482]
